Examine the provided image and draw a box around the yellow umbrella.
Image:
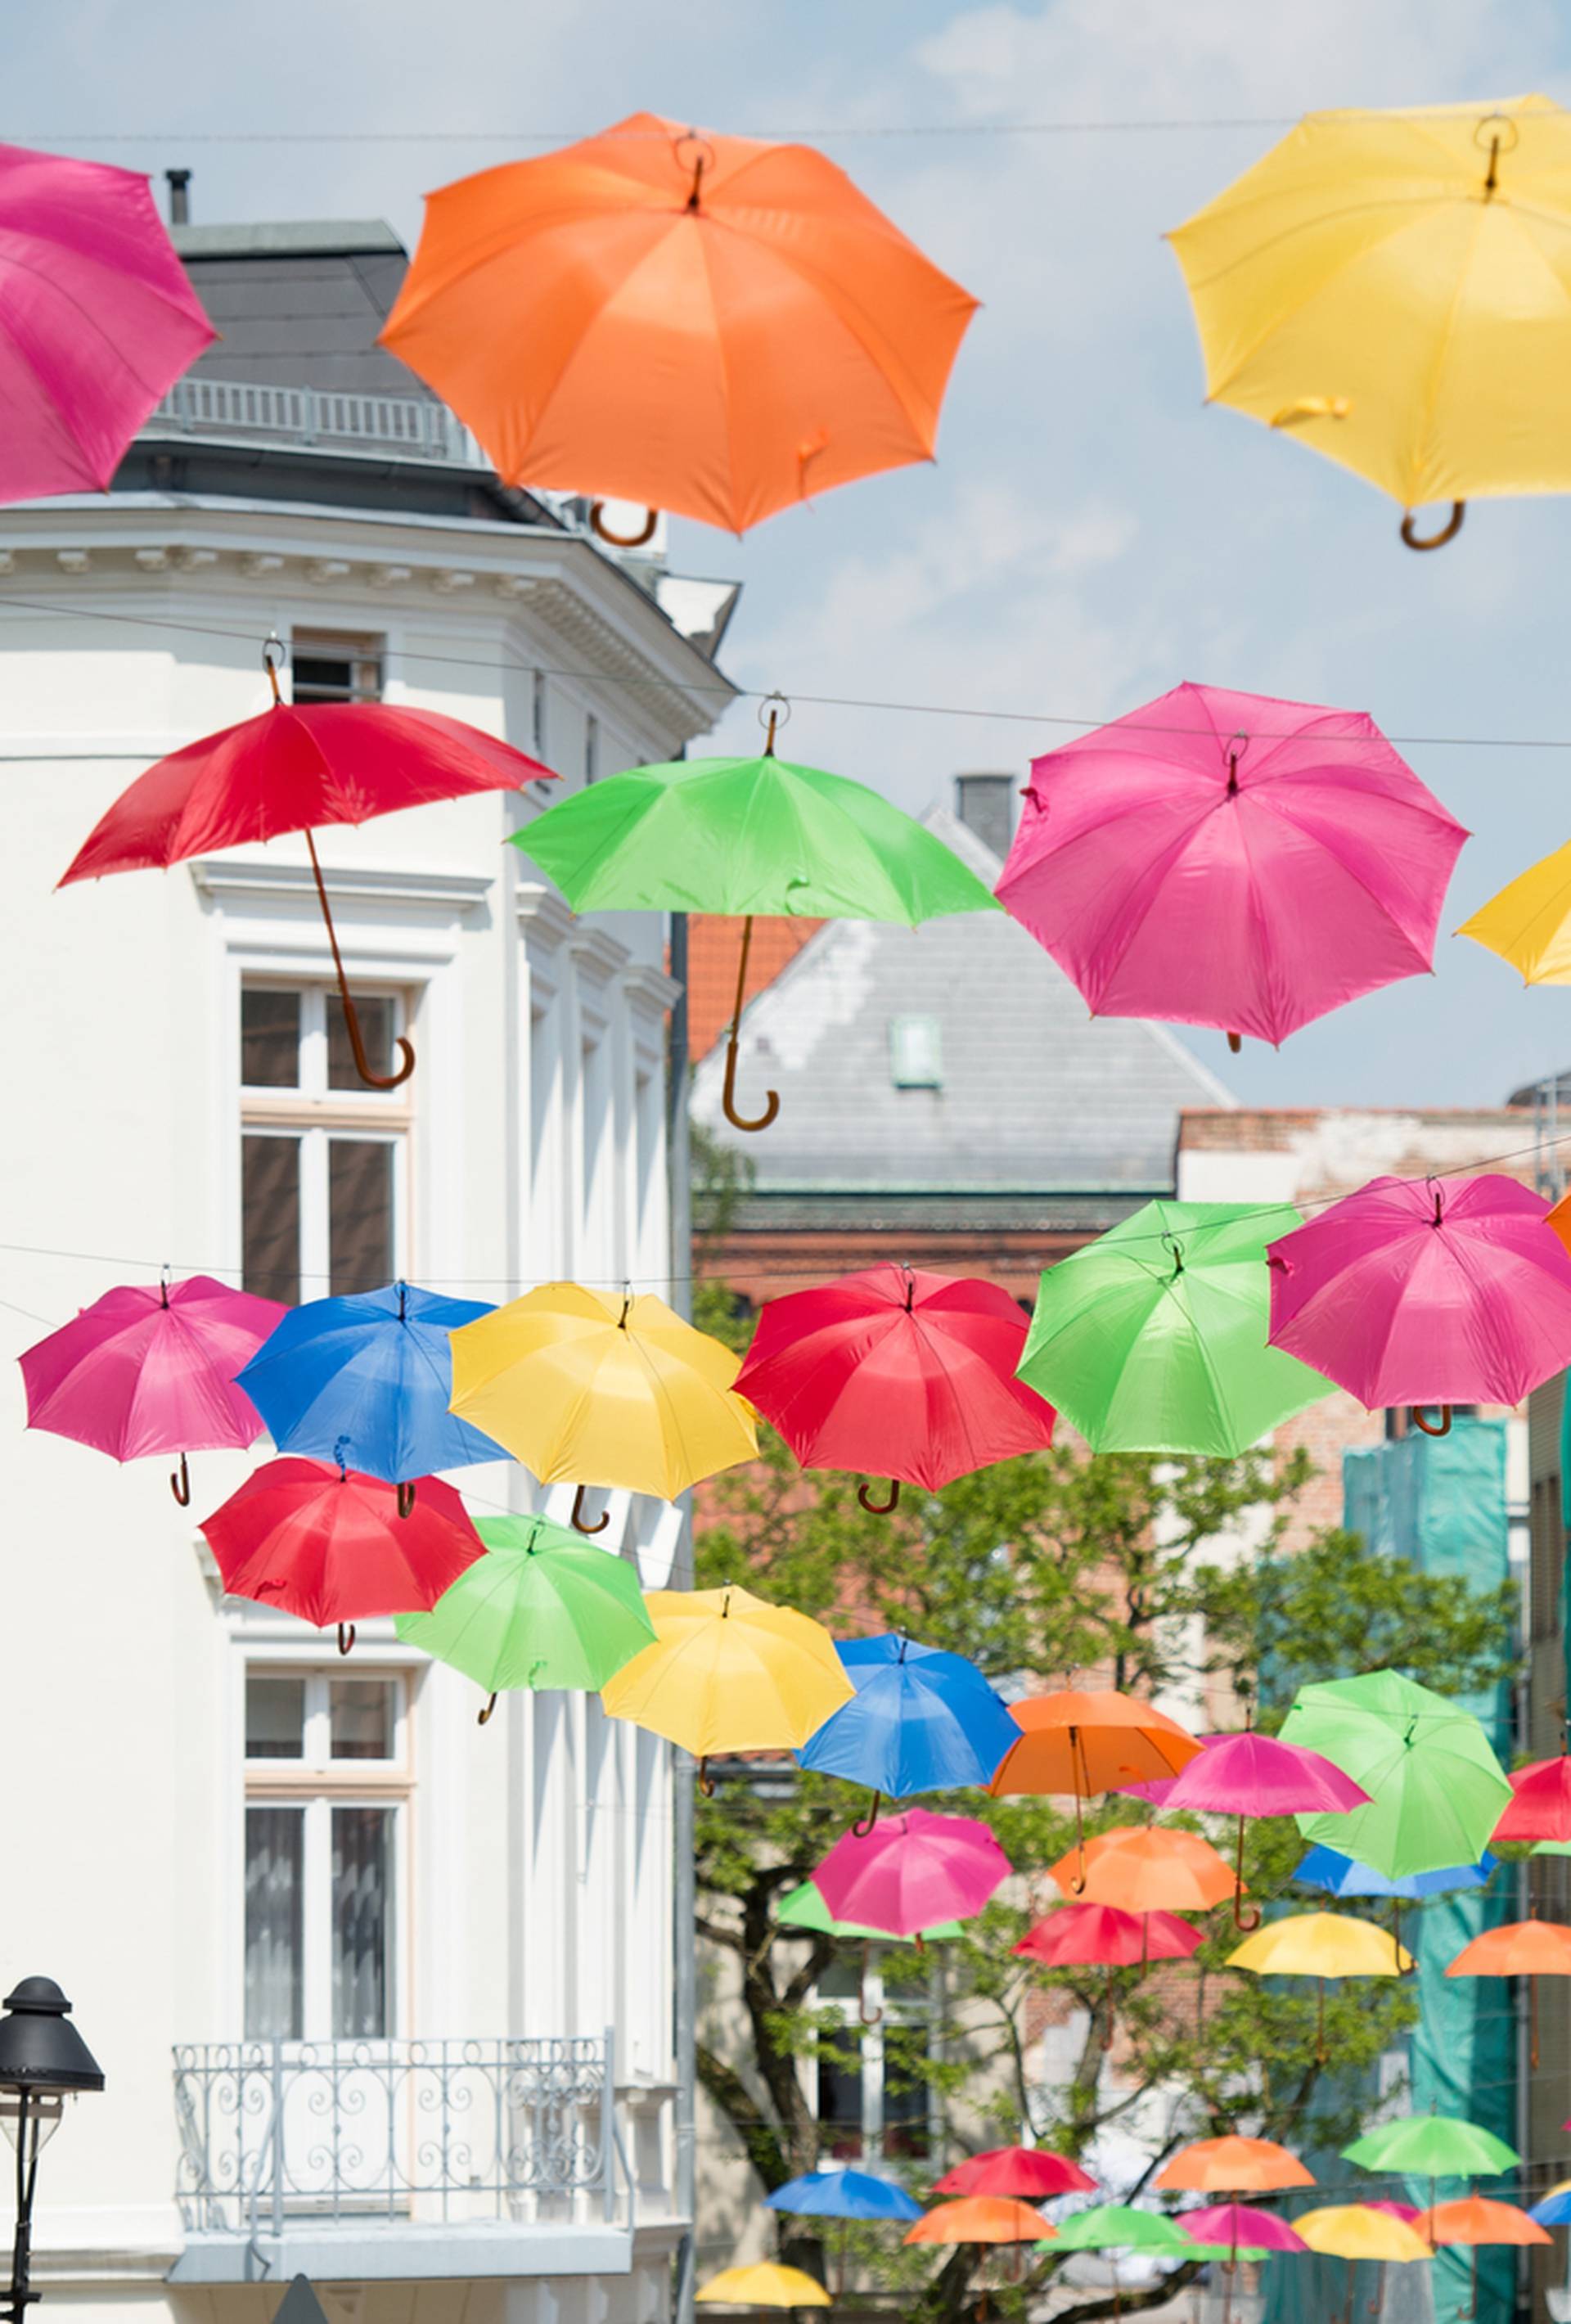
[696,2265,831,2309]
[448,1283,757,1529]
[1294,2205,1430,2324]
[1459,842,1571,986]
[1168,95,1571,547]
[1227,1912,1411,2061]
[601,1584,853,1788]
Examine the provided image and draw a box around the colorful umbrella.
[601,1585,851,1787]
[393,1513,657,1720]
[448,1284,757,1529]
[1458,843,1571,989]
[775,1879,963,1945]
[200,1456,484,1652]
[1294,1842,1495,1963]
[0,143,214,502]
[1267,1173,1571,1433]
[1281,1671,1511,1877]
[797,1635,1021,1822]
[1492,1754,1571,1843]
[765,2170,922,2222]
[1227,1912,1411,2061]
[813,1808,1010,1939]
[695,2264,831,2309]
[61,651,553,1088]
[997,682,1465,1046]
[1172,2205,1307,2259]
[1013,1903,1202,1970]
[1114,1732,1225,1807]
[1292,2204,1431,2324]
[1342,2115,1519,2180]
[512,719,995,1130]
[381,113,978,535]
[20,1273,286,1506]
[1425,2196,1550,2314]
[1155,2140,1312,2194]
[236,1281,506,1499]
[1047,1826,1237,1915]
[1529,2187,1571,2226]
[1445,1917,1571,2067]
[734,1263,1055,1510]
[934,2149,1096,2200]
[1163,1730,1371,1930]
[1017,1200,1332,1455]
[1168,96,1571,547]
[1053,2205,1193,2252]
[991,1689,1201,1889]
[903,2197,1054,2247]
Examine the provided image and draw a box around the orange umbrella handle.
[589,501,659,549]
[570,1484,610,1535]
[170,1450,191,1507]
[722,914,780,1133]
[1401,502,1465,552]
[304,829,416,1091]
[1411,1403,1452,1436]
[858,1479,901,1516]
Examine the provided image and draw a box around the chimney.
[953,772,1015,862]
[165,169,191,226]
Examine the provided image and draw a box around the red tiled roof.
[685,914,825,1061]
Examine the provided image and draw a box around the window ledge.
[191,859,495,916]
[168,2219,644,2284]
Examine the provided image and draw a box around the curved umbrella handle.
[570,1484,610,1535]
[590,501,659,549]
[1227,1032,1242,1054]
[397,1480,417,1518]
[696,1756,715,1799]
[337,1622,357,1656]
[857,1479,901,1516]
[1401,502,1465,551]
[170,1451,191,1507]
[304,829,416,1091]
[1411,1404,1452,1437]
[851,1790,883,1840]
[478,1692,498,1727]
[1232,1817,1263,1931]
[722,915,780,1133]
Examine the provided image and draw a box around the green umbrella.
[1340,2115,1519,2179]
[394,1512,656,1721]
[1281,1672,1511,1878]
[1051,2208,1195,2254]
[1015,1199,1332,1454]
[510,714,996,1132]
[776,1878,963,1943]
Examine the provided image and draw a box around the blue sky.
[19,0,1571,1109]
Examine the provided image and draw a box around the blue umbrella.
[797,1634,1020,1822]
[1530,2188,1571,2226]
[237,1281,508,1498]
[765,2169,922,2223]
[1294,1844,1497,1898]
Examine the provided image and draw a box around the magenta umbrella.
[1267,1173,1571,1435]
[1162,1732,1371,1931]
[0,145,214,501]
[20,1275,288,1505]
[1115,1732,1225,1806]
[996,682,1466,1051]
[1176,2205,1308,2259]
[812,1808,1010,1938]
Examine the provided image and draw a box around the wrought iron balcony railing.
[143,376,488,466]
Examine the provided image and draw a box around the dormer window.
[890,1014,942,1089]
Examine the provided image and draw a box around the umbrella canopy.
[393,1513,657,1715]
[1365,2203,1426,2226]
[380,112,978,535]
[775,1878,963,1944]
[1173,2205,1308,2257]
[1168,95,1571,542]
[1155,2140,1313,2195]
[1342,2115,1519,2178]
[1228,1912,1411,1979]
[1047,1826,1236,1914]
[764,2169,922,2223]
[1052,2207,1193,2254]
[0,143,214,502]
[1530,2188,1571,2227]
[695,2265,831,2308]
[1114,1732,1226,1807]
[1267,1173,1571,1423]
[1281,1671,1511,1877]
[903,2198,1054,2247]
[1446,1917,1571,2067]
[20,1274,286,1503]
[797,1635,1021,1805]
[813,1808,1010,1938]
[997,682,1465,1046]
[200,1457,484,1648]
[1013,1903,1202,1968]
[1017,1200,1332,1455]
[1427,2197,1549,2248]
[990,1690,1201,1888]
[601,1585,851,1777]
[236,1281,507,1484]
[1457,844,1571,988]
[734,1263,1055,1503]
[1294,1844,1496,1899]
[448,1284,757,1517]
[1492,1754,1571,1843]
[1161,1730,1370,1930]
[1292,2207,1431,2263]
[934,2149,1096,2200]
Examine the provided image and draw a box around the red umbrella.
[1492,1755,1571,1843]
[934,2147,1096,2200]
[1013,1902,1200,2049]
[733,1263,1055,1515]
[60,642,556,1088]
[200,1455,484,1652]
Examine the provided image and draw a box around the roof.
[174,218,428,398]
[690,804,1235,1193]
[687,916,824,1061]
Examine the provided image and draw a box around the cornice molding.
[514,883,577,950]
[622,962,682,1013]
[190,859,494,915]
[569,924,633,981]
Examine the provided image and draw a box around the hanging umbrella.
[448,1284,757,1529]
[0,143,214,502]
[989,1690,1202,1888]
[1426,2196,1550,2316]
[1014,1903,1199,2047]
[200,1455,484,1653]
[1164,1731,1371,1931]
[20,1273,286,1506]
[1281,1671,1511,1876]
[1492,1754,1571,1842]
[765,2169,921,2295]
[1294,1842,1496,1962]
[797,1635,1022,1825]
[1445,1917,1571,2067]
[393,1513,657,1721]
[1529,2187,1571,2226]
[935,2150,1096,2200]
[1456,841,1571,990]
[1172,2205,1308,2259]
[1365,2202,1427,2226]
[1227,1912,1411,2061]
[601,1584,851,1789]
[1114,1733,1227,1807]
[512,717,996,1130]
[734,1264,1055,1512]
[997,682,1465,1047]
[904,2197,1054,2247]
[1047,1826,1237,1914]
[1052,2206,1197,2320]
[1017,1200,1333,1455]
[775,1878,963,1944]
[1267,1173,1571,1434]
[1155,2139,1313,2194]
[1168,95,1571,548]
[1343,2115,1519,2180]
[812,1808,1010,1939]
[236,1281,507,1504]
[380,113,977,536]
[1293,2205,1431,2324]
[695,2264,831,2310]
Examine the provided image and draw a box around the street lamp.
[0,1981,103,2324]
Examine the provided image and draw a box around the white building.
[0,207,738,2324]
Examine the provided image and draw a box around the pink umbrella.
[20,1275,288,1505]
[996,682,1466,1051]
[1115,1732,1225,1806]
[1493,1756,1571,1844]
[0,145,214,501]
[812,1808,1009,1937]
[1176,2205,1308,2258]
[1267,1173,1571,1434]
[1163,1732,1371,1930]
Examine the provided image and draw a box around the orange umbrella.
[1446,1918,1571,2066]
[990,1691,1203,1888]
[1427,2195,1549,2317]
[1155,2137,1313,2195]
[381,113,979,536]
[1048,1825,1236,1913]
[904,2198,1055,2248]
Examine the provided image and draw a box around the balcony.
[170,2034,677,2284]
[144,376,489,469]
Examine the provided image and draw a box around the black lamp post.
[0,1982,102,2324]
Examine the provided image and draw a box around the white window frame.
[808,1951,939,2165]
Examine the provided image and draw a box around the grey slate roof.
[691,804,1235,1197]
[173,219,432,398]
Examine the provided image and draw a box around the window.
[890,1015,943,1089]
[241,983,409,1304]
[808,1954,934,2163]
[244,1667,408,2041]
[290,629,384,705]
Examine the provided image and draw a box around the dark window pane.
[883,2034,931,2160]
[817,2034,863,2162]
[327,995,395,1089]
[241,989,300,1088]
[333,1806,392,2038]
[243,1136,301,1305]
[245,1807,304,2040]
[329,1140,394,1295]
[331,1678,394,1760]
[246,1675,304,1759]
